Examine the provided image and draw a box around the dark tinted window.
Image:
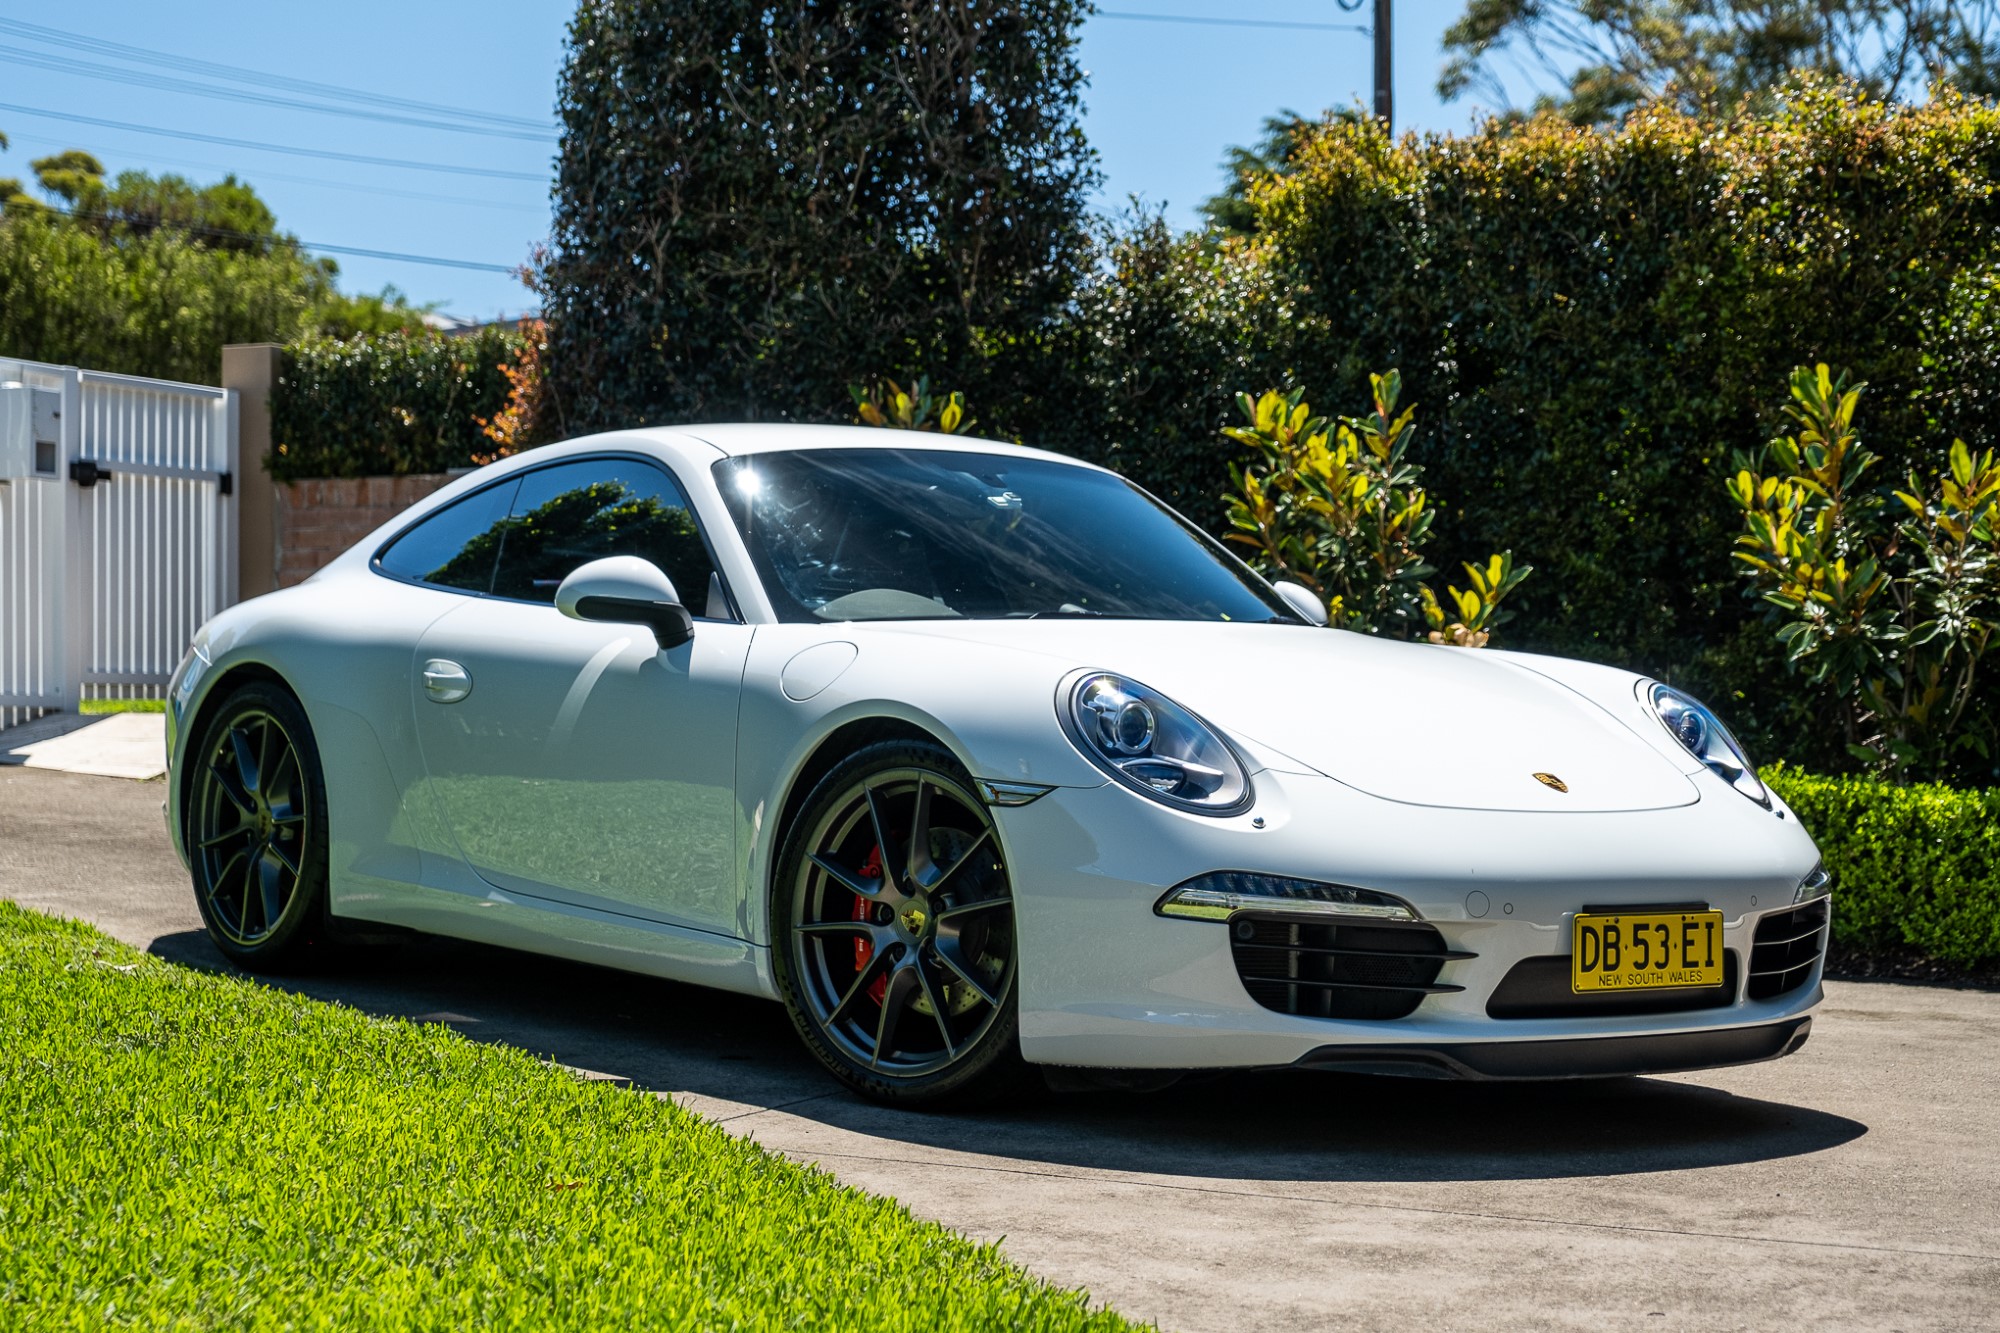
[714,449,1293,623]
[488,458,719,607]
[376,478,520,593]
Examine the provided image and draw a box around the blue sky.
[0,3,1538,320]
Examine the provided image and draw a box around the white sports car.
[167,425,1829,1104]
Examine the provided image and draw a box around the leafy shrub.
[270,329,524,481]
[471,319,556,465]
[1221,375,1530,643]
[1730,365,2000,780]
[1766,764,2000,967]
[850,376,974,434]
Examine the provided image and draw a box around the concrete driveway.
[3,764,1996,1331]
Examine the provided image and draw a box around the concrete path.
[2,764,1996,1332]
[0,711,166,780]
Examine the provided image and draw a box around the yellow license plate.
[1571,910,1725,993]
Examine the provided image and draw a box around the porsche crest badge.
[1532,772,1569,793]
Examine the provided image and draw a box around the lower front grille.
[1486,952,1740,1019]
[1230,913,1471,1021]
[1748,898,1829,1000]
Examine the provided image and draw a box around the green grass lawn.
[77,698,166,715]
[0,903,1142,1330]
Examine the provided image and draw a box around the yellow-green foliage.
[850,376,974,434]
[1766,765,2000,966]
[0,902,1141,1331]
[1223,375,1529,644]
[1729,365,2000,780]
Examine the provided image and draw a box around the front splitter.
[1292,1015,1812,1081]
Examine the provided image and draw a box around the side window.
[376,479,521,594]
[488,458,722,610]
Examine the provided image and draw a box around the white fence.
[0,358,237,726]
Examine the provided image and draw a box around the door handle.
[422,658,473,704]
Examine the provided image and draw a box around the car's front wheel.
[773,740,1029,1106]
[185,680,330,972]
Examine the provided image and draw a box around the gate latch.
[68,460,114,488]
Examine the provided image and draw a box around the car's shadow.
[148,927,1868,1185]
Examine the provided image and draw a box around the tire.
[772,739,1032,1107]
[184,680,331,972]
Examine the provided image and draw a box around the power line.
[0,17,551,134]
[1096,10,1369,34]
[0,103,549,182]
[1,131,547,214]
[0,46,557,143]
[28,203,522,273]
[303,242,519,274]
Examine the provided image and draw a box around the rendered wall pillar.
[221,343,281,601]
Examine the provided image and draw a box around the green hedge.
[1767,765,2000,967]
[1016,218,1312,527]
[269,328,523,481]
[1017,83,2000,774]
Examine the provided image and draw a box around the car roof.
[652,422,1105,470]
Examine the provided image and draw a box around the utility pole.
[1373,0,1393,130]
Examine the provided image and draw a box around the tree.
[541,0,1100,433]
[1441,1,2000,124]
[0,128,28,210]
[0,128,426,381]
[1200,109,1358,234]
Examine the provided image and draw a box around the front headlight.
[1645,682,1769,807]
[1061,672,1251,814]
[169,636,211,724]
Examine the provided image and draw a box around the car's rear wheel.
[773,739,1030,1106]
[186,681,330,972]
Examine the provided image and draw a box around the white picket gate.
[0,358,237,727]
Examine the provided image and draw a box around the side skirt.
[330,870,778,1001]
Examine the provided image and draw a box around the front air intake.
[1229,914,1471,1021]
[1747,898,1829,1000]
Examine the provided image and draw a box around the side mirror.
[1273,580,1330,627]
[555,556,694,649]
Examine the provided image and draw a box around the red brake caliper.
[852,846,889,1004]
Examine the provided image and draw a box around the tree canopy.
[540,0,1100,433]
[1199,109,1369,233]
[0,130,425,383]
[1440,1,2000,123]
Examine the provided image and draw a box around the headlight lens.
[1063,672,1251,814]
[169,637,211,723]
[1646,682,1768,806]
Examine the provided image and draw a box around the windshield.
[713,448,1295,624]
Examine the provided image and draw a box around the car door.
[409,454,752,938]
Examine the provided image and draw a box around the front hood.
[859,620,1696,813]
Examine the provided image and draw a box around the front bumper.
[997,766,1826,1071]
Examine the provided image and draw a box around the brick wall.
[274,474,458,587]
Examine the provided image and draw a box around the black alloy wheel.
[774,739,1029,1106]
[186,680,330,970]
